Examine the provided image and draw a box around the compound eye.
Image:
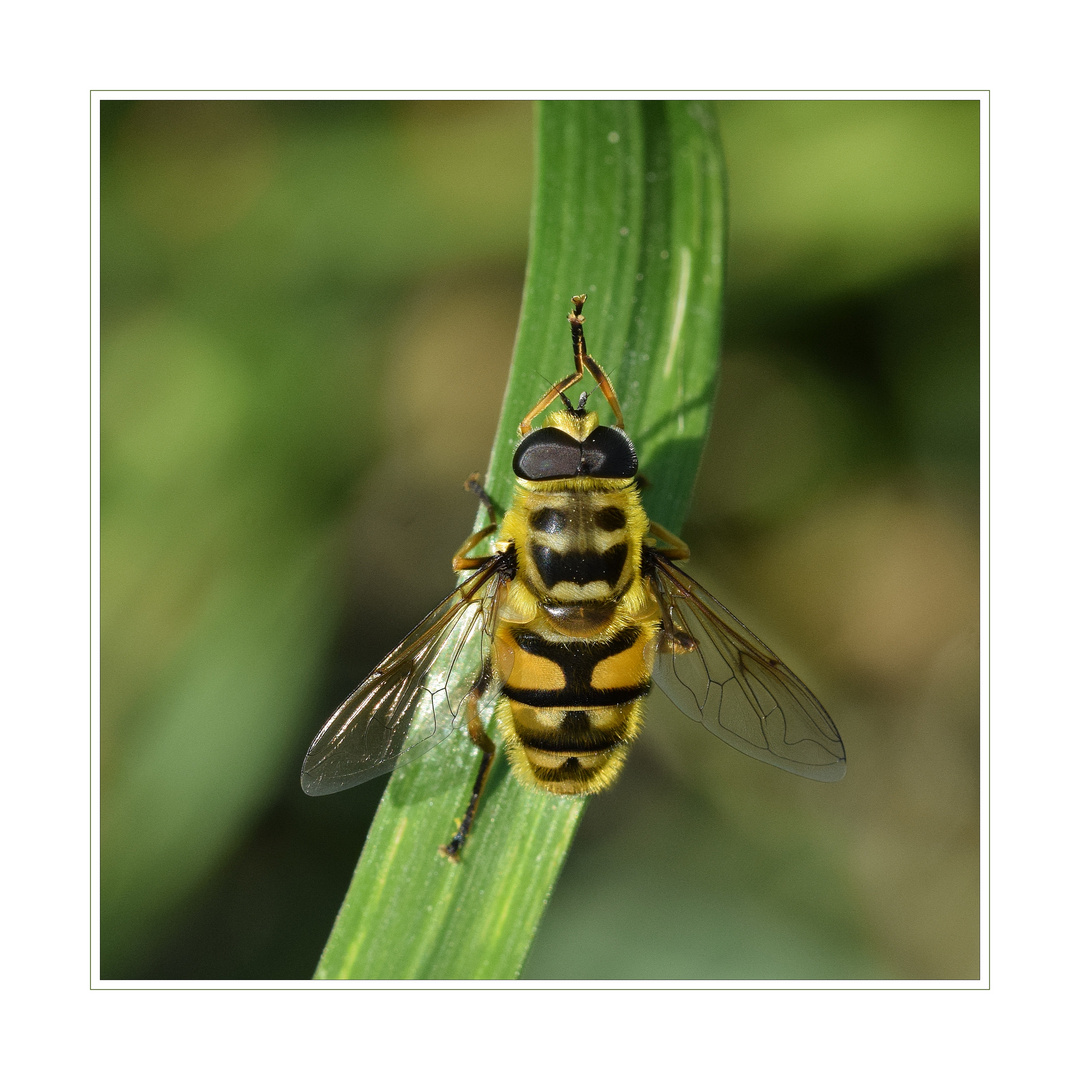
[512,427,583,480]
[580,426,638,478]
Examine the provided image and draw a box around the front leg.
[647,520,690,561]
[451,474,501,572]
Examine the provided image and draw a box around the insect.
[301,295,845,860]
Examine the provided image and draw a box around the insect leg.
[439,660,496,862]
[451,523,497,572]
[518,370,584,436]
[465,471,498,527]
[648,520,691,561]
[569,295,626,431]
[521,294,628,435]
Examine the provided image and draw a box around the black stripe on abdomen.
[503,681,650,708]
[501,626,650,709]
[530,542,627,590]
[531,757,608,786]
[515,710,630,753]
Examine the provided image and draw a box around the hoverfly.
[302,295,845,860]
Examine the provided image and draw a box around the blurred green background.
[99,99,980,980]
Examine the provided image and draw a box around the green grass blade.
[314,101,726,980]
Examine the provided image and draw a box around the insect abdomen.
[494,619,658,795]
[499,700,645,795]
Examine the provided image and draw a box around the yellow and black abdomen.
[493,619,659,795]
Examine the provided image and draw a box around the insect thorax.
[498,475,651,637]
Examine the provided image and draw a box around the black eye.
[513,428,582,480]
[580,426,638,478]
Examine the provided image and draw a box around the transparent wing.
[301,557,507,795]
[646,552,846,781]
